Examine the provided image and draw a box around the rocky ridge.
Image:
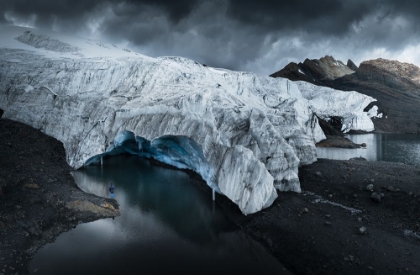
[302,55,355,81]
[271,55,355,83]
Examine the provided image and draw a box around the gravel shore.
[215,158,420,275]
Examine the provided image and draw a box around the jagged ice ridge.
[0,26,379,214]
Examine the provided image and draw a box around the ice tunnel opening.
[83,130,220,193]
[317,115,344,136]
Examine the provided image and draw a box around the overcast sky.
[2,0,420,75]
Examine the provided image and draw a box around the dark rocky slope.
[0,118,120,275]
[271,56,420,133]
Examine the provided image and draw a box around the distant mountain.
[272,55,355,83]
[271,56,420,133]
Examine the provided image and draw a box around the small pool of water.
[316,133,420,165]
[29,155,290,275]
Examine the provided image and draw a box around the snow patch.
[7,59,21,63]
[304,191,362,214]
[16,31,80,53]
[24,85,34,92]
[404,229,420,240]
[0,25,151,60]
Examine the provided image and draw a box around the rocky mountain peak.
[360,58,420,84]
[302,55,355,81]
[270,55,355,84]
[347,59,358,71]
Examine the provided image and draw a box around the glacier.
[296,81,378,133]
[0,26,378,214]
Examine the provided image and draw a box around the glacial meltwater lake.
[316,133,420,165]
[29,155,290,275]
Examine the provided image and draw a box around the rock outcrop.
[0,26,377,214]
[347,59,358,71]
[66,200,120,217]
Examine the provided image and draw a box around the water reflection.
[74,156,232,243]
[317,133,420,165]
[29,155,290,275]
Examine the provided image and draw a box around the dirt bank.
[0,119,120,275]
[316,135,366,148]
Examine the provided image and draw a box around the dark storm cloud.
[227,0,367,34]
[122,0,198,22]
[2,0,420,73]
[0,0,198,27]
[0,0,104,27]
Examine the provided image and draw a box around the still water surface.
[316,133,420,165]
[29,155,290,275]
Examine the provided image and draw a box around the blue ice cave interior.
[84,130,220,193]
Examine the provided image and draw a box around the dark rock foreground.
[1,118,420,275]
[214,158,420,275]
[0,119,119,275]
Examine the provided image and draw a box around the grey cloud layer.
[2,0,420,74]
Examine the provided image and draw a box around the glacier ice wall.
[0,27,377,214]
[296,81,378,133]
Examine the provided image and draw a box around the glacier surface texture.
[0,26,378,214]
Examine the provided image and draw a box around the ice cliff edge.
[0,26,378,214]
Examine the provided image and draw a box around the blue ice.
[84,130,220,193]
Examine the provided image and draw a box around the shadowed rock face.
[272,57,420,133]
[271,62,315,83]
[347,59,358,71]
